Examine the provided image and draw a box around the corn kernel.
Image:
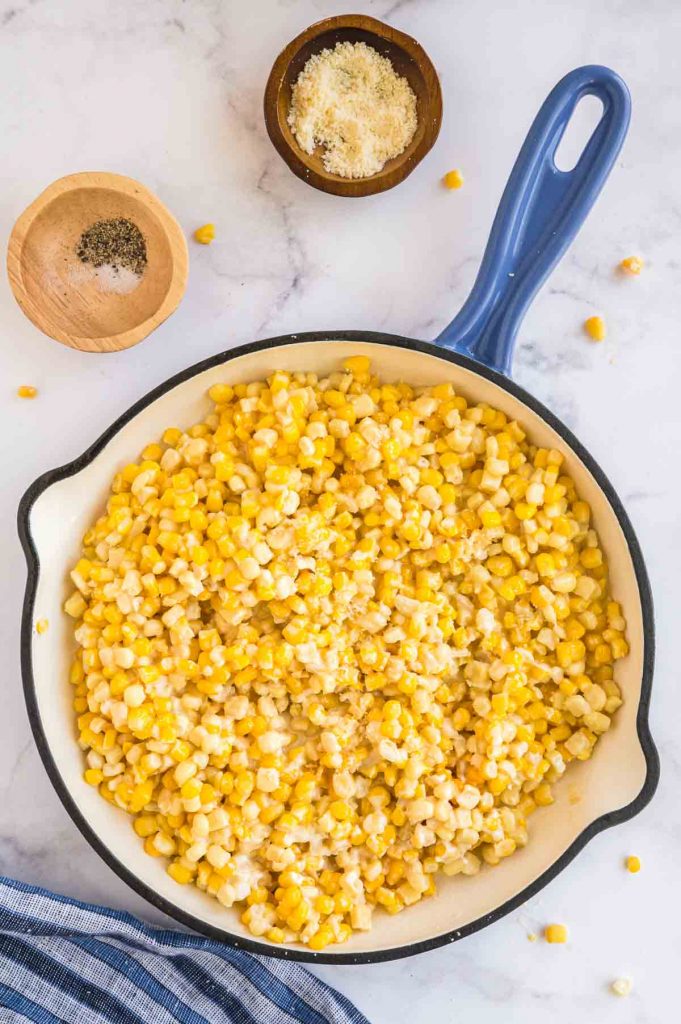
[584,316,606,342]
[167,861,193,885]
[194,223,215,245]
[442,169,464,189]
[619,256,643,276]
[544,924,568,944]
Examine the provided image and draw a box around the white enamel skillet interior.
[19,67,658,965]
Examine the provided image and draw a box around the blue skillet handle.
[435,65,630,375]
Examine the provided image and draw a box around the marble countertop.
[1,1,679,1020]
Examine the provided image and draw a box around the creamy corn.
[66,356,627,950]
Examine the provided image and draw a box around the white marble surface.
[0,0,679,1020]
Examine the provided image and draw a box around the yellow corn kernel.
[308,925,335,951]
[442,169,464,189]
[144,836,162,858]
[343,355,371,377]
[619,256,643,276]
[167,861,193,885]
[329,799,352,821]
[208,384,233,405]
[127,706,153,736]
[138,664,159,685]
[286,902,310,932]
[142,443,163,462]
[556,639,586,668]
[535,553,556,578]
[580,546,603,569]
[333,892,351,914]
[35,618,49,634]
[194,223,215,245]
[170,740,192,763]
[181,778,202,801]
[64,592,87,618]
[584,315,606,341]
[17,385,38,399]
[487,555,514,578]
[610,635,629,660]
[132,636,152,657]
[544,923,568,944]
[533,783,554,807]
[488,775,509,796]
[490,693,509,715]
[593,642,613,666]
[134,815,159,838]
[626,855,641,874]
[480,508,502,528]
[129,780,154,813]
[344,432,366,458]
[314,894,335,915]
[246,887,269,906]
[514,502,537,521]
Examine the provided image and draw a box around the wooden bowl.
[264,14,443,198]
[7,172,188,353]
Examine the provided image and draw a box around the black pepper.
[76,218,147,276]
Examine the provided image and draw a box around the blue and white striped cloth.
[0,877,369,1024]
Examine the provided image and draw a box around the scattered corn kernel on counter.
[64,355,628,950]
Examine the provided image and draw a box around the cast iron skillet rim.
[18,329,659,965]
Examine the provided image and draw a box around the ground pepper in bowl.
[76,218,147,277]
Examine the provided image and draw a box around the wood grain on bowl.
[7,172,188,353]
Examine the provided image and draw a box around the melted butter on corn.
[66,356,627,950]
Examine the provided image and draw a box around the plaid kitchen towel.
[0,876,370,1024]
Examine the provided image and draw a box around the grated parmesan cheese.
[287,41,418,179]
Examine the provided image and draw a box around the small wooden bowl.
[264,14,443,198]
[7,172,188,353]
